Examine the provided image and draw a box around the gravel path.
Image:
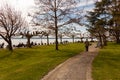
[41,43,99,80]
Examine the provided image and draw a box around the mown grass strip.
[92,42,120,80]
[0,43,84,80]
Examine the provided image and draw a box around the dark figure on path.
[84,39,90,52]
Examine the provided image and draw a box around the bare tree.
[20,31,33,48]
[0,4,25,51]
[20,25,42,48]
[63,24,78,43]
[31,0,83,50]
[42,30,52,45]
[79,33,84,43]
[58,27,66,44]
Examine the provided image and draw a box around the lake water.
[0,38,96,48]
[0,38,80,47]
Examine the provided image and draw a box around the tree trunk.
[103,35,107,46]
[103,39,107,46]
[80,38,83,42]
[47,35,49,45]
[72,36,74,43]
[8,38,13,51]
[27,37,31,48]
[60,36,62,44]
[0,35,13,51]
[99,35,103,48]
[41,37,43,45]
[54,0,58,50]
[55,22,58,50]
[116,36,120,43]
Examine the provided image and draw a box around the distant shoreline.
[0,37,91,39]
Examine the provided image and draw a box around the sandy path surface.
[41,43,99,80]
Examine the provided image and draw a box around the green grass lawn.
[92,42,120,80]
[0,43,84,80]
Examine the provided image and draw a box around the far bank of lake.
[0,38,97,47]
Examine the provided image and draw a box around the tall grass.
[0,43,84,80]
[92,42,120,80]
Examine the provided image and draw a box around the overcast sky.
[0,0,96,33]
[0,0,96,16]
[0,0,35,16]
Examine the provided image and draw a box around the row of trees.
[20,26,84,48]
[0,0,91,51]
[86,0,120,47]
[30,0,84,50]
[0,4,25,51]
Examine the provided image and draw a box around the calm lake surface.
[0,38,87,47]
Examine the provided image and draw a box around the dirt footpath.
[41,43,99,80]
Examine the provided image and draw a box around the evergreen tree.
[86,0,109,47]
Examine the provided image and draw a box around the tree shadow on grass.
[0,50,30,61]
[0,51,12,60]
